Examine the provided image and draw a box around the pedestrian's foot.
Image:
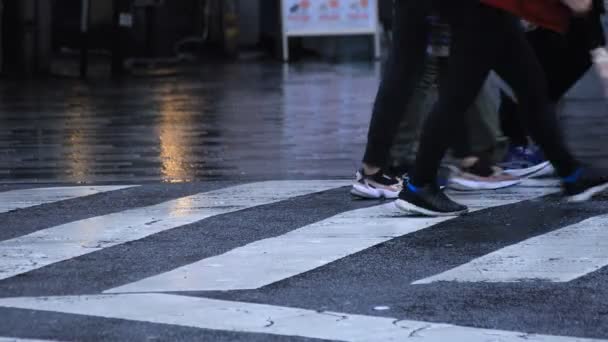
[388,162,413,180]
[448,157,520,191]
[395,182,469,217]
[389,163,450,189]
[351,168,402,199]
[563,168,608,202]
[500,145,553,178]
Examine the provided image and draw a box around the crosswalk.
[0,186,136,214]
[413,214,608,284]
[107,186,556,293]
[0,181,607,341]
[0,181,345,281]
[0,338,57,342]
[0,294,603,342]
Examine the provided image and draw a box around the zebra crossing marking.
[0,186,137,214]
[0,294,603,342]
[3,180,608,340]
[413,214,608,284]
[0,181,347,281]
[108,203,451,292]
[0,338,60,342]
[108,186,559,293]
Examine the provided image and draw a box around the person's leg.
[546,3,605,99]
[499,92,529,147]
[353,0,433,199]
[391,52,517,192]
[389,56,439,174]
[514,18,608,196]
[527,26,593,102]
[446,76,521,192]
[499,26,590,148]
[409,3,495,188]
[395,3,505,215]
[495,26,590,180]
[459,79,507,161]
[362,0,432,170]
[493,15,580,178]
[397,4,584,215]
[499,22,595,148]
[495,28,555,153]
[378,0,394,44]
[497,89,554,179]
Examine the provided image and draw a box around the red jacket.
[481,0,571,33]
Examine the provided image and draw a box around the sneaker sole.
[394,199,469,217]
[448,178,521,191]
[567,182,608,203]
[533,164,556,178]
[351,183,399,200]
[503,161,551,178]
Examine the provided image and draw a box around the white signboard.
[280,0,380,61]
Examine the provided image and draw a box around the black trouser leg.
[498,92,529,147]
[499,25,594,148]
[411,5,579,186]
[362,0,432,168]
[410,3,493,185]
[492,14,579,178]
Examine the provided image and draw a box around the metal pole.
[22,0,36,76]
[80,0,90,78]
[279,0,288,62]
[111,0,127,76]
[0,0,4,74]
[36,0,53,74]
[144,5,154,57]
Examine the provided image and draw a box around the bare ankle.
[362,164,380,175]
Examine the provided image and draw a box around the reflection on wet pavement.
[0,63,379,184]
[0,62,606,184]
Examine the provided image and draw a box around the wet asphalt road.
[0,62,607,341]
[0,62,382,184]
[0,61,606,185]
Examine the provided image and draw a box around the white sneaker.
[351,169,402,199]
[449,170,521,191]
[447,158,521,191]
[502,161,552,178]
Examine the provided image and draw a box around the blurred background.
[0,0,392,78]
[0,0,606,185]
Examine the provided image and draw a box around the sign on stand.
[280,0,380,61]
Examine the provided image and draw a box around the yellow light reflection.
[158,89,196,183]
[169,195,197,218]
[65,87,93,184]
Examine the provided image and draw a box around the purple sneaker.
[500,145,554,178]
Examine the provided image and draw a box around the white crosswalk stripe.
[3,180,608,341]
[0,294,604,342]
[0,338,61,342]
[0,181,346,281]
[413,214,608,284]
[108,186,558,293]
[0,186,137,214]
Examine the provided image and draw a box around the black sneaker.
[388,162,413,180]
[395,183,469,216]
[563,168,608,202]
[351,169,402,199]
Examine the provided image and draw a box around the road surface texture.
[0,62,607,341]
